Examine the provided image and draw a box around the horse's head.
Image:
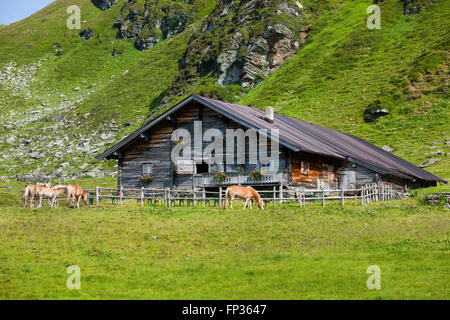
[81,192,88,204]
[257,199,264,210]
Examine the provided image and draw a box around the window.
[301,161,309,175]
[196,162,209,174]
[143,163,153,175]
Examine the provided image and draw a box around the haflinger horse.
[225,185,264,210]
[22,183,51,208]
[66,184,87,208]
[37,185,66,208]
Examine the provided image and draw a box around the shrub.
[249,169,265,181]
[214,172,227,183]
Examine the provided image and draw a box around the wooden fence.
[81,183,407,208]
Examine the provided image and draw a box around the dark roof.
[97,95,446,183]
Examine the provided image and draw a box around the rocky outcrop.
[92,0,118,11]
[113,0,195,51]
[79,28,96,40]
[212,25,299,88]
[403,0,436,15]
[364,100,390,122]
[419,158,441,168]
[166,0,307,101]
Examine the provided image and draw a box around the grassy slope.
[240,0,450,178]
[0,199,448,299]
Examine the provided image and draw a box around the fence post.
[361,186,364,206]
[202,188,206,207]
[302,188,305,208]
[141,187,144,207]
[340,188,344,206]
[322,187,325,206]
[219,187,222,207]
[193,188,196,207]
[273,186,276,207]
[96,186,100,205]
[119,186,123,205]
[279,183,283,204]
[168,188,171,207]
[298,188,302,208]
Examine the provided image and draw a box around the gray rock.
[92,0,118,11]
[381,145,395,153]
[30,152,44,159]
[79,28,96,40]
[161,13,187,39]
[134,37,159,51]
[404,0,422,15]
[419,158,441,168]
[80,163,89,170]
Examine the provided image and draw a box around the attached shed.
[97,95,446,190]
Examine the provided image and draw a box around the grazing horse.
[225,185,264,210]
[66,184,87,208]
[37,186,66,208]
[22,183,51,208]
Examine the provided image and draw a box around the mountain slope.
[0,0,448,182]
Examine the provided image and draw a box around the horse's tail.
[224,187,230,210]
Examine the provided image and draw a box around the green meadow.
[0,181,448,299]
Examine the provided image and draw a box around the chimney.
[264,106,274,123]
